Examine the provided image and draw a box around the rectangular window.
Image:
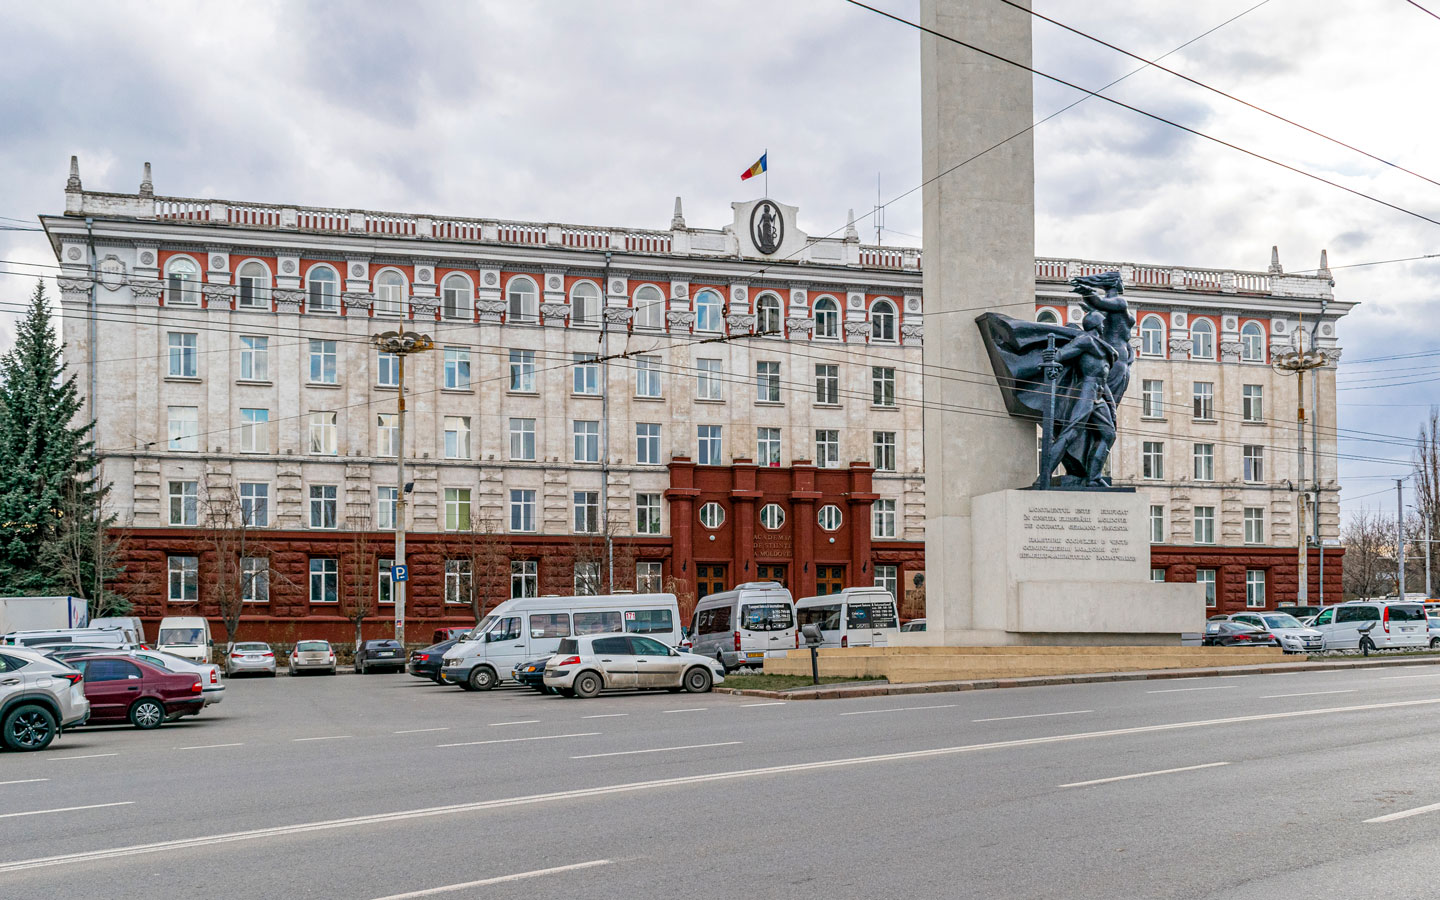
[636,423,661,465]
[874,565,897,598]
[873,431,896,472]
[1142,441,1164,480]
[168,332,197,378]
[757,427,781,467]
[378,558,394,606]
[573,420,600,463]
[872,367,895,407]
[636,493,662,535]
[238,482,269,527]
[444,488,471,532]
[756,361,780,403]
[1149,504,1164,543]
[636,561,662,593]
[168,556,198,603]
[168,406,198,452]
[815,429,839,468]
[1194,506,1216,544]
[309,339,337,384]
[509,490,536,532]
[1197,569,1217,608]
[309,411,338,456]
[815,364,839,405]
[1245,569,1266,608]
[239,335,268,381]
[572,353,600,395]
[574,561,601,596]
[872,499,897,539]
[696,359,723,400]
[511,560,538,598]
[168,480,198,526]
[1242,384,1264,422]
[308,484,337,530]
[573,491,599,534]
[1141,379,1163,418]
[309,558,338,604]
[1193,443,1214,481]
[698,425,723,466]
[377,413,398,457]
[239,408,269,453]
[509,418,535,461]
[240,557,269,603]
[1193,382,1214,420]
[376,486,397,530]
[377,352,399,388]
[446,560,472,605]
[1244,507,1264,544]
[1151,568,1166,583]
[509,349,535,392]
[1243,445,1264,483]
[443,416,471,460]
[443,348,471,390]
[635,355,662,398]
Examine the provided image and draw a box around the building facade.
[42,161,1350,641]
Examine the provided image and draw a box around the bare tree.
[201,493,284,654]
[340,525,379,651]
[1412,407,1440,594]
[1342,506,1396,600]
[665,574,696,629]
[39,484,131,619]
[570,510,632,596]
[449,514,506,623]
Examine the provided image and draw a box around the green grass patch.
[721,673,884,691]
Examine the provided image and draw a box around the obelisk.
[920,0,1039,644]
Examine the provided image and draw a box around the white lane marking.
[1367,801,1440,824]
[1380,673,1440,680]
[1259,690,1357,699]
[0,779,48,787]
[571,742,743,760]
[393,728,450,735]
[582,714,628,719]
[840,704,957,716]
[662,708,707,714]
[0,802,134,820]
[741,702,786,708]
[176,743,244,751]
[973,710,1093,723]
[1061,762,1229,788]
[488,720,540,727]
[8,697,1440,875]
[368,860,613,899]
[438,732,599,748]
[293,735,351,743]
[50,753,117,761]
[1146,686,1236,694]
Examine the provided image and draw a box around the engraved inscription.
[1019,502,1137,563]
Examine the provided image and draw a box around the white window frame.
[699,502,725,529]
[694,289,722,332]
[636,423,661,465]
[444,488,471,532]
[873,431,896,472]
[756,293,783,335]
[1243,507,1264,544]
[168,332,197,378]
[1193,382,1214,420]
[759,503,785,530]
[573,420,600,463]
[635,355,662,398]
[165,256,200,305]
[572,491,599,534]
[375,269,407,317]
[509,418,536,461]
[309,339,338,384]
[443,348,471,390]
[309,558,339,604]
[872,367,895,407]
[1240,321,1265,362]
[757,427,781,467]
[633,284,665,330]
[636,493,662,535]
[509,349,536,392]
[511,559,538,598]
[871,299,897,342]
[377,413,398,457]
[1243,445,1264,483]
[1193,506,1216,544]
[636,561,662,593]
[1142,441,1164,480]
[872,498,897,539]
[1190,319,1215,360]
[507,276,539,323]
[309,411,338,456]
[697,425,722,466]
[696,359,724,400]
[308,484,338,530]
[570,281,601,327]
[238,482,269,527]
[306,264,339,313]
[168,555,199,602]
[1242,384,1264,422]
[1139,314,1165,357]
[1149,504,1164,543]
[441,273,473,321]
[818,504,843,532]
[1193,443,1214,481]
[1141,379,1163,418]
[236,260,271,309]
[239,335,268,381]
[444,416,471,460]
[239,408,269,453]
[874,565,898,598]
[376,486,398,530]
[168,480,198,526]
[572,353,600,395]
[815,364,839,405]
[240,556,269,603]
[813,297,839,339]
[168,406,199,452]
[509,489,536,533]
[1197,569,1217,608]
[445,559,471,605]
[1246,569,1266,608]
[756,361,780,403]
[815,429,840,468]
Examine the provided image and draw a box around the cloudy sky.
[1,0,1436,513]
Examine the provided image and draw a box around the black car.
[514,656,554,693]
[407,639,459,683]
[354,639,407,674]
[1201,621,1276,646]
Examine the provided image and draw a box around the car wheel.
[130,699,165,730]
[1431,637,1439,649]
[2,704,57,752]
[573,671,603,699]
[683,667,714,694]
[1360,637,1376,657]
[716,652,731,674]
[467,666,497,691]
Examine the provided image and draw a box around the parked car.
[1309,601,1430,652]
[900,618,927,633]
[513,656,554,693]
[0,646,89,751]
[68,655,204,729]
[225,642,277,677]
[1428,615,1440,649]
[1223,612,1323,654]
[1,626,140,650]
[113,649,224,706]
[156,616,213,663]
[289,640,337,676]
[690,582,797,672]
[431,627,474,644]
[796,588,901,648]
[355,639,406,674]
[1201,621,1276,646]
[407,639,460,683]
[1274,605,1323,622]
[89,616,147,644]
[543,634,725,698]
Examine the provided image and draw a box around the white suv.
[0,646,90,751]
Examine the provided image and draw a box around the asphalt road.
[6,664,1440,899]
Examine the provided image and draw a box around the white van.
[0,626,139,649]
[90,616,147,644]
[795,588,901,648]
[441,593,682,691]
[689,582,797,671]
[156,616,213,663]
[1310,601,1429,652]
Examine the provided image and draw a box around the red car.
[70,655,205,729]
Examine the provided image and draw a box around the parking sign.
[392,564,408,582]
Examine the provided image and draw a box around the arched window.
[375,270,406,317]
[1190,319,1215,360]
[507,276,538,323]
[694,289,722,332]
[441,274,472,320]
[1036,308,1061,325]
[307,265,339,313]
[756,293,783,336]
[1139,315,1165,356]
[1240,321,1265,362]
[871,299,897,342]
[165,257,199,305]
[633,284,664,330]
[814,297,839,339]
[570,282,600,327]
[236,261,270,309]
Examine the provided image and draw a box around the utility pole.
[371,330,432,646]
[1398,478,1407,601]
[1274,316,1326,603]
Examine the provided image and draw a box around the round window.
[759,503,785,530]
[699,502,725,529]
[817,504,843,531]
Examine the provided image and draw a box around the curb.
[713,654,1440,701]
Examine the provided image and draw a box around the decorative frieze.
[667,310,695,329]
[725,313,756,332]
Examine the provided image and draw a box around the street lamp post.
[1408,503,1432,599]
[371,330,433,647]
[1273,316,1327,603]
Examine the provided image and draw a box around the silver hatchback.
[289,640,336,675]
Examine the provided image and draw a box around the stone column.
[847,463,878,587]
[665,458,700,596]
[790,461,820,599]
[920,0,1038,643]
[730,459,760,583]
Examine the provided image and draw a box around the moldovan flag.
[740,153,767,181]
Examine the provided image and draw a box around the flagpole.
[764,148,768,198]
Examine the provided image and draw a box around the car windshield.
[159,628,204,645]
[296,641,329,652]
[1262,614,1303,629]
[472,616,496,636]
[740,602,794,632]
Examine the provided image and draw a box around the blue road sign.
[392,564,409,583]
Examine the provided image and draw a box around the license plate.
[245,656,261,661]
[746,652,764,659]
[378,652,394,657]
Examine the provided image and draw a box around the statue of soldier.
[1037,311,1119,486]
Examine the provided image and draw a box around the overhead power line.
[1404,0,1440,23]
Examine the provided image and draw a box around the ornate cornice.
[343,291,374,309]
[604,307,634,324]
[785,317,815,333]
[725,313,755,331]
[539,302,570,320]
[844,321,872,337]
[274,290,303,312]
[666,310,695,328]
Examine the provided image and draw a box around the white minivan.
[0,626,140,649]
[1310,601,1429,652]
[795,588,901,648]
[156,616,213,663]
[441,593,682,691]
[689,582,797,671]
